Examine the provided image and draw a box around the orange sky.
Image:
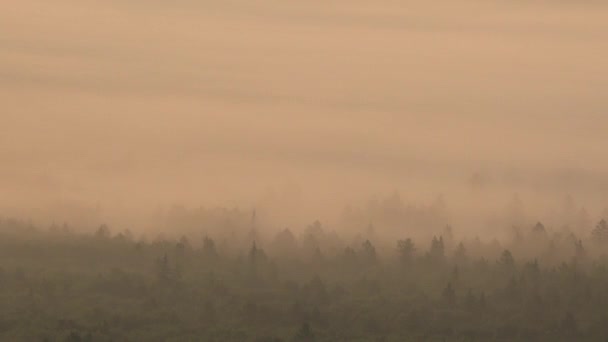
[2,0,608,228]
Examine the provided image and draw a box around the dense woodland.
[2,202,608,341]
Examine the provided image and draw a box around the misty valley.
[3,0,608,340]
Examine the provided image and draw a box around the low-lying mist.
[2,0,608,242]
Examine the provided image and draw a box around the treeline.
[1,216,608,341]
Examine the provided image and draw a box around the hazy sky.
[2,0,608,225]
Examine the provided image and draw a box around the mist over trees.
[3,0,608,340]
[2,193,608,341]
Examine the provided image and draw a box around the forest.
[1,200,608,342]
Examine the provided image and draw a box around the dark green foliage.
[294,323,314,341]
[591,219,608,244]
[442,282,456,306]
[427,236,446,264]
[396,238,415,265]
[0,217,607,341]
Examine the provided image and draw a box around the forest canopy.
[1,201,607,341]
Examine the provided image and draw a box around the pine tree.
[442,282,456,306]
[294,322,315,341]
[591,219,608,243]
[397,238,416,265]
